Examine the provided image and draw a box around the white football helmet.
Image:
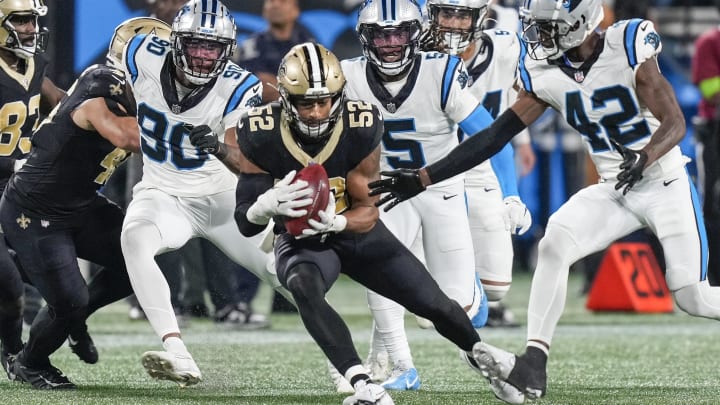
[357,0,423,77]
[170,0,236,85]
[520,0,604,60]
[425,0,489,55]
[107,17,171,69]
[277,42,346,143]
[0,0,48,59]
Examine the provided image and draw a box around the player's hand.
[611,139,648,195]
[298,192,346,238]
[187,124,228,159]
[503,196,532,235]
[246,170,314,225]
[368,169,426,212]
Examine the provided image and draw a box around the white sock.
[368,291,413,369]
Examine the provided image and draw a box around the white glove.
[299,191,347,238]
[246,170,314,225]
[503,196,532,235]
[13,158,26,172]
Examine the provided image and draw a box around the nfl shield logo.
[386,103,397,113]
[574,70,585,83]
[171,104,181,114]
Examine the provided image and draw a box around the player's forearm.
[424,109,526,186]
[214,143,241,174]
[642,118,685,166]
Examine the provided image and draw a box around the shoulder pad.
[607,19,662,68]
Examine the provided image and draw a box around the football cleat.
[327,360,355,394]
[343,380,394,405]
[11,357,76,390]
[471,275,489,328]
[473,343,547,400]
[381,367,421,391]
[415,315,434,329]
[365,350,390,382]
[68,327,99,364]
[214,302,270,330]
[141,350,202,387]
[462,344,525,404]
[1,346,20,382]
[486,302,520,328]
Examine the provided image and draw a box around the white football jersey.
[463,29,523,187]
[341,52,483,185]
[519,19,684,179]
[123,34,262,197]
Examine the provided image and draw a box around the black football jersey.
[236,100,383,212]
[0,54,47,189]
[6,64,135,219]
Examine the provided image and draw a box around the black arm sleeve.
[235,172,275,237]
[425,108,527,184]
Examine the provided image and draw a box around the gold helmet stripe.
[301,42,325,91]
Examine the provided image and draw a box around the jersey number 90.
[137,103,206,169]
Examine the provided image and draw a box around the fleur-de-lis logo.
[109,82,124,96]
[16,213,30,230]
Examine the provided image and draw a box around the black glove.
[611,139,648,195]
[187,124,227,159]
[368,169,426,212]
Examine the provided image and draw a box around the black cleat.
[12,357,76,390]
[68,328,99,364]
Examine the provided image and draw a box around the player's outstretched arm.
[73,98,140,152]
[369,92,546,211]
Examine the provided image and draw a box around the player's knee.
[673,281,720,319]
[538,224,579,266]
[484,283,510,302]
[120,220,161,254]
[285,263,325,305]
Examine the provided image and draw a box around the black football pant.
[0,195,133,367]
[275,220,480,376]
[0,236,24,355]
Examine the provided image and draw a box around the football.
[283,163,331,236]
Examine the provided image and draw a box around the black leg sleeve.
[285,263,362,375]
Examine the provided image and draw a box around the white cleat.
[461,345,524,404]
[415,315,434,329]
[327,360,355,394]
[141,350,202,387]
[471,342,525,404]
[343,380,394,405]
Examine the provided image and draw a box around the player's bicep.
[636,57,683,123]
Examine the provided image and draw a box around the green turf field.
[2,271,719,404]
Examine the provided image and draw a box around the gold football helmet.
[107,17,172,69]
[0,0,48,59]
[277,42,346,142]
